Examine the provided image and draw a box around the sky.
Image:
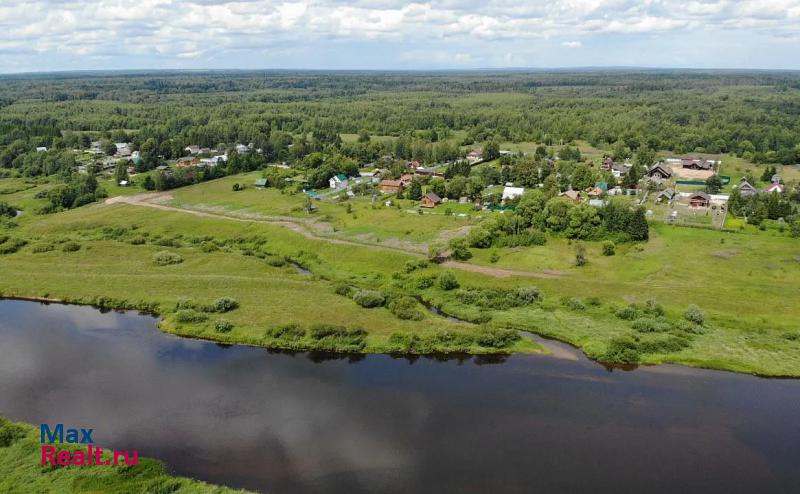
[1,0,799,73]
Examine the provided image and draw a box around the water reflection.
[0,299,799,494]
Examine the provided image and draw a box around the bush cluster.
[309,324,368,351]
[153,251,183,266]
[387,327,520,354]
[353,290,386,308]
[0,235,26,255]
[61,241,81,252]
[214,319,233,333]
[388,296,424,321]
[174,309,208,323]
[455,287,542,310]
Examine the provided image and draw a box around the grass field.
[0,417,249,493]
[2,173,800,375]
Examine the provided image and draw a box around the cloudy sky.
[1,0,799,73]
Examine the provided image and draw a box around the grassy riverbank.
[1,180,799,375]
[0,417,251,493]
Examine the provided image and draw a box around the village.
[76,135,797,236]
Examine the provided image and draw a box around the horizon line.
[3,66,800,77]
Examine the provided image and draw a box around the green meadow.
[1,174,800,375]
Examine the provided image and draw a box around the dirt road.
[105,193,563,280]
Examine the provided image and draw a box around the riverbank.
[1,191,799,376]
[0,417,252,493]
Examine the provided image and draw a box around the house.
[688,192,710,208]
[771,174,782,184]
[235,144,249,154]
[559,189,582,203]
[595,181,609,193]
[656,188,676,203]
[414,167,446,178]
[611,162,629,178]
[738,181,757,197]
[380,179,404,193]
[502,186,525,201]
[466,149,482,163]
[399,174,414,185]
[420,192,442,208]
[115,143,132,157]
[36,146,48,152]
[681,158,713,171]
[254,178,268,189]
[184,145,201,155]
[407,160,423,171]
[765,183,785,194]
[600,157,615,171]
[329,174,348,189]
[176,156,200,167]
[586,187,603,197]
[648,163,673,180]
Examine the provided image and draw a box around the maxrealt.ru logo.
[40,424,138,466]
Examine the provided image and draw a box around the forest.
[1,70,800,177]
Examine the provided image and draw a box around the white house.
[115,143,131,157]
[36,146,48,152]
[329,174,348,189]
[501,186,525,201]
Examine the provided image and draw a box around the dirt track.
[105,193,564,280]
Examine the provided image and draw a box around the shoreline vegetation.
[0,193,798,376]
[0,191,798,376]
[0,417,252,493]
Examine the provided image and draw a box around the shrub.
[575,242,587,266]
[437,271,460,290]
[603,336,641,364]
[174,309,208,323]
[448,237,472,260]
[615,305,641,321]
[586,297,602,307]
[562,297,586,311]
[214,319,233,333]
[353,290,386,308]
[213,297,239,313]
[671,320,706,335]
[456,287,542,310]
[61,241,81,252]
[309,324,368,351]
[333,282,353,297]
[685,304,705,325]
[414,274,437,289]
[31,242,55,253]
[199,241,218,253]
[645,298,665,317]
[602,240,616,256]
[0,236,27,255]
[475,327,520,349]
[129,236,146,245]
[631,317,672,333]
[0,417,27,447]
[153,251,183,266]
[404,259,429,273]
[388,296,424,321]
[266,323,306,341]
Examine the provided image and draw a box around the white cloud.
[0,0,799,71]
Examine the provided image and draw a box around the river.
[0,299,798,493]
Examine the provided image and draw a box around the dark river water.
[1,299,799,493]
